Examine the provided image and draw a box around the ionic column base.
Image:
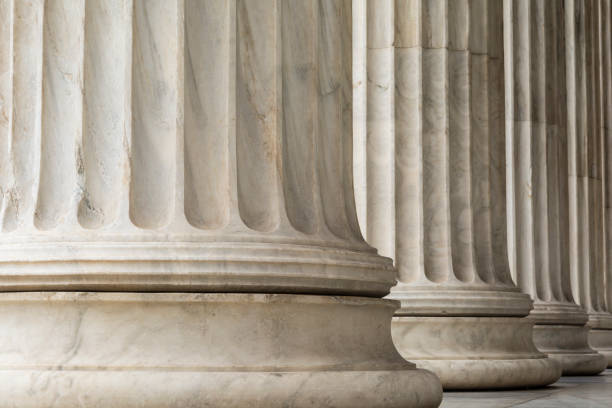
[0,293,442,408]
[589,329,612,368]
[392,316,561,389]
[532,324,607,375]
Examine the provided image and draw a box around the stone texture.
[0,1,443,406]
[0,292,443,408]
[505,0,607,375]
[565,0,612,367]
[601,0,612,368]
[355,0,561,389]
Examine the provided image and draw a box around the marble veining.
[356,0,561,390]
[0,0,401,297]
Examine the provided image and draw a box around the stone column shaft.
[597,0,612,366]
[356,0,560,390]
[506,0,606,375]
[565,1,612,368]
[0,1,443,406]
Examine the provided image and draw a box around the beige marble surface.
[0,292,442,408]
[0,0,399,297]
[355,0,560,389]
[505,0,607,375]
[0,1,444,406]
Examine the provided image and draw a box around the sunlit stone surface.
[0,1,443,406]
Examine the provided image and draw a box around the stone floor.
[441,369,612,407]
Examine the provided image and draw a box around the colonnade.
[354,0,612,394]
[0,0,610,406]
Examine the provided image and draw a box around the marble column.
[0,1,443,406]
[597,0,612,366]
[505,0,606,375]
[565,0,612,368]
[356,0,561,389]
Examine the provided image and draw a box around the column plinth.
[0,1,442,406]
[355,0,560,389]
[506,0,606,375]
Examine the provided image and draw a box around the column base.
[0,292,442,408]
[392,316,561,390]
[589,328,612,368]
[532,324,607,375]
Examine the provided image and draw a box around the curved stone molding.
[355,0,560,389]
[0,1,443,406]
[565,0,612,367]
[0,292,443,408]
[505,0,606,375]
[0,0,397,297]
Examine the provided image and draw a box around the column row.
[355,0,561,389]
[0,0,399,297]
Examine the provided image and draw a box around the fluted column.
[596,0,612,366]
[565,0,612,368]
[506,0,606,375]
[355,0,560,389]
[0,1,443,406]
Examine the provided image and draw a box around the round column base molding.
[0,241,396,296]
[532,324,606,375]
[530,301,588,326]
[392,316,561,390]
[588,312,612,330]
[589,328,612,368]
[391,287,533,317]
[0,292,442,408]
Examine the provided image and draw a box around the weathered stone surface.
[355,0,560,389]
[506,0,606,375]
[0,1,443,406]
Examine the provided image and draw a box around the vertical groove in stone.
[547,0,571,303]
[340,0,362,243]
[235,0,279,232]
[365,0,394,257]
[280,0,317,234]
[567,0,607,314]
[2,0,43,232]
[36,0,85,231]
[603,0,612,312]
[590,0,607,313]
[0,0,11,231]
[421,0,451,283]
[567,0,588,307]
[130,0,178,229]
[352,0,367,234]
[394,0,423,283]
[510,0,536,296]
[448,0,475,283]
[488,0,511,285]
[557,0,573,304]
[585,0,603,313]
[79,0,130,229]
[545,0,560,302]
[316,0,357,241]
[184,0,230,230]
[470,0,495,283]
[533,0,551,301]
